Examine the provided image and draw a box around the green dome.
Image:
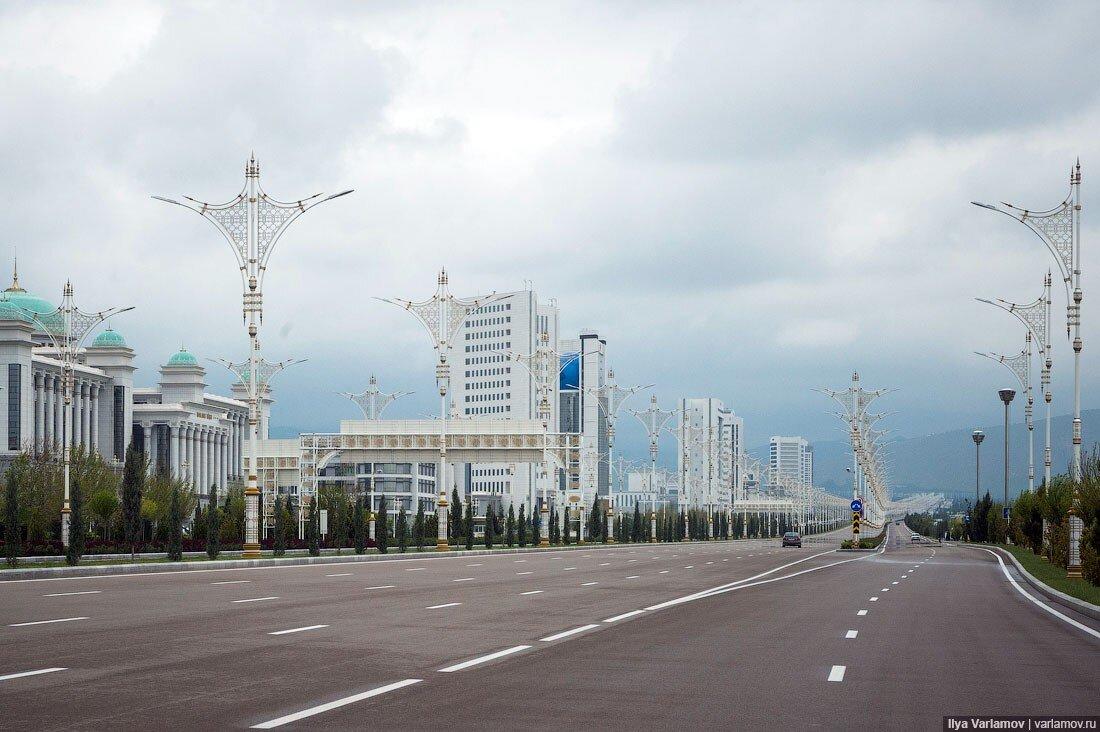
[2,274,54,316]
[167,348,198,366]
[92,328,126,348]
[0,300,33,323]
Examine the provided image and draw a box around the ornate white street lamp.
[378,270,499,551]
[16,281,133,547]
[976,335,1034,491]
[155,154,351,558]
[340,375,412,420]
[630,395,677,542]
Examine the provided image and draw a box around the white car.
[910,534,923,543]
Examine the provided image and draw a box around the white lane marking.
[977,547,1100,641]
[466,563,483,567]
[9,616,88,627]
[406,568,426,572]
[706,562,714,565]
[232,597,279,604]
[268,625,329,636]
[626,575,640,579]
[627,559,638,563]
[603,609,645,623]
[582,582,598,586]
[540,624,599,642]
[520,590,544,596]
[438,645,530,673]
[452,578,475,583]
[212,580,252,585]
[562,567,576,571]
[516,571,533,575]
[845,630,858,639]
[722,559,729,562]
[364,585,395,590]
[684,566,694,569]
[599,563,610,566]
[251,678,422,728]
[426,602,461,609]
[659,570,669,574]
[892,581,899,585]
[881,588,890,592]
[514,560,526,563]
[0,667,67,682]
[828,665,846,682]
[43,590,101,597]
[869,597,878,602]
[737,556,743,559]
[326,573,352,577]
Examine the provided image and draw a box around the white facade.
[677,398,737,510]
[558,331,608,506]
[769,435,812,487]
[451,289,559,513]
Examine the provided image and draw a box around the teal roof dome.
[0,300,33,323]
[167,348,198,366]
[92,328,126,348]
[1,270,54,316]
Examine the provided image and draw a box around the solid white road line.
[0,667,67,682]
[251,679,422,728]
[9,617,88,627]
[516,571,533,575]
[828,665,846,682]
[540,624,599,642]
[452,578,475,583]
[857,610,868,616]
[520,590,543,596]
[211,580,252,585]
[232,597,279,604]
[268,625,329,636]
[426,602,462,609]
[582,582,598,586]
[626,575,640,579]
[845,630,858,639]
[406,568,426,572]
[326,573,352,577]
[43,590,101,597]
[438,645,531,673]
[364,585,395,590]
[977,547,1100,641]
[603,609,645,623]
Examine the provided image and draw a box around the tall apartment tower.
[677,398,737,511]
[558,331,607,506]
[769,435,811,486]
[451,289,559,514]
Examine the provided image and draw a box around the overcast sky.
[3,1,1099,462]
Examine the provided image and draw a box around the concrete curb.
[968,544,1100,622]
[0,537,780,581]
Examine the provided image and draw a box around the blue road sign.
[851,499,863,513]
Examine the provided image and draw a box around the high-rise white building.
[677,398,740,511]
[558,331,607,506]
[451,289,558,514]
[769,435,812,487]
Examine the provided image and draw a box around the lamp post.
[976,336,1034,491]
[378,270,500,551]
[630,396,676,543]
[155,155,352,558]
[340,375,413,420]
[16,281,133,547]
[972,429,985,506]
[998,388,1015,525]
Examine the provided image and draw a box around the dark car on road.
[782,531,802,548]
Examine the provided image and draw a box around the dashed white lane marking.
[514,560,526,563]
[599,563,610,566]
[659,570,670,574]
[268,625,329,636]
[211,580,251,585]
[684,566,694,569]
[452,578,475,583]
[845,630,858,639]
[406,568,426,572]
[722,559,729,562]
[426,602,461,609]
[706,562,714,565]
[44,590,101,597]
[0,667,67,682]
[466,563,483,567]
[881,588,890,592]
[364,585,395,590]
[582,582,598,586]
[251,678,422,728]
[563,567,576,571]
[857,610,868,616]
[891,581,899,585]
[516,571,533,575]
[828,665,846,682]
[9,616,89,627]
[540,624,599,642]
[520,590,544,596]
[438,645,531,673]
[603,609,645,623]
[869,597,879,602]
[626,575,640,579]
[326,573,352,577]
[233,597,279,604]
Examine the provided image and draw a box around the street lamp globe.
[998,388,1016,405]
[972,429,985,446]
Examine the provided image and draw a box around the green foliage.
[65,475,85,566]
[505,504,516,547]
[206,485,221,560]
[5,457,24,567]
[376,497,388,554]
[167,483,182,562]
[397,506,408,553]
[450,487,463,544]
[353,495,366,554]
[307,498,321,556]
[88,489,119,540]
[274,496,288,557]
[121,441,146,558]
[219,485,245,545]
[464,498,473,551]
[517,504,527,547]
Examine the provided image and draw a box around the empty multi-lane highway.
[1,525,1097,729]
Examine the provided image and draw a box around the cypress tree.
[464,498,474,550]
[518,504,527,547]
[273,496,287,556]
[167,482,182,562]
[563,507,571,545]
[353,495,366,554]
[306,497,320,556]
[397,506,408,553]
[450,487,463,544]
[532,506,541,545]
[484,505,495,549]
[65,475,85,566]
[602,508,609,544]
[414,502,426,551]
[632,503,642,543]
[376,496,388,554]
[4,460,21,568]
[206,485,221,560]
[121,440,145,560]
[506,504,516,547]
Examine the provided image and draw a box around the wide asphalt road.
[0,524,1096,729]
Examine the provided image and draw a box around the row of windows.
[322,463,437,477]
[465,393,510,402]
[465,354,506,366]
[465,328,511,340]
[472,303,512,314]
[473,467,509,476]
[468,315,511,327]
[466,380,510,391]
[471,483,509,493]
[466,367,510,378]
[465,341,510,353]
[466,405,510,415]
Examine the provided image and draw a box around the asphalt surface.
[0,525,1097,730]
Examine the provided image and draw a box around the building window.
[7,364,21,450]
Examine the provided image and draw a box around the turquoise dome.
[0,300,32,322]
[2,275,54,316]
[92,329,126,348]
[167,348,198,366]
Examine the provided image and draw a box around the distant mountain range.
[750,408,1096,502]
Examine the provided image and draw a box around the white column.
[215,431,224,488]
[196,428,206,491]
[90,385,99,454]
[34,372,44,451]
[80,383,91,450]
[185,425,195,488]
[43,375,53,447]
[178,426,186,482]
[222,432,229,487]
[53,376,63,448]
[142,423,153,475]
[72,381,82,447]
[205,429,213,491]
[169,423,179,480]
